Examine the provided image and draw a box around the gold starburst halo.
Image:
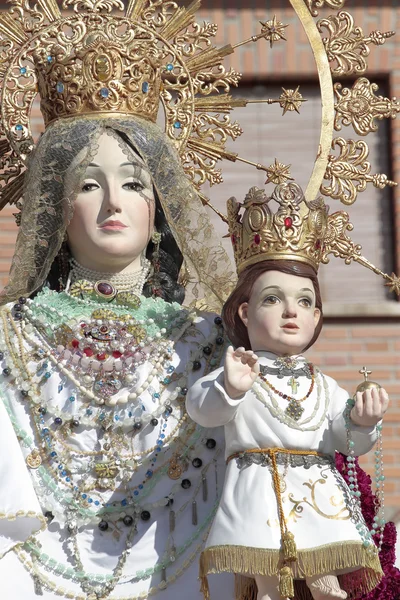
[259,16,289,49]
[0,0,285,214]
[265,160,294,185]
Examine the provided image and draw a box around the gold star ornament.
[265,160,294,185]
[279,86,307,115]
[260,16,289,48]
[385,273,400,295]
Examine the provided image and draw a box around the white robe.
[186,352,383,598]
[0,300,233,600]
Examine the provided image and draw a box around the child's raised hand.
[350,388,389,427]
[223,346,259,399]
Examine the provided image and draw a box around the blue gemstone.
[61,470,67,476]
[88,498,93,503]
[82,494,87,499]
[114,415,120,421]
[86,409,92,415]
[142,81,149,93]
[173,121,181,129]
[167,366,175,373]
[100,87,109,98]
[94,501,100,506]
[42,428,49,434]
[138,484,143,489]
[134,491,139,496]
[121,499,127,506]
[15,124,23,131]
[20,67,27,75]
[166,63,174,71]
[50,452,57,457]
[58,384,63,393]
[58,465,63,470]
[66,477,70,482]
[69,396,75,402]
[153,393,160,399]
[47,56,53,63]
[44,372,51,379]
[56,82,64,93]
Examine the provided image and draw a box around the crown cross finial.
[359,366,372,381]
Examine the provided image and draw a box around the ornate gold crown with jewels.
[228,181,400,295]
[228,183,328,273]
[0,0,294,213]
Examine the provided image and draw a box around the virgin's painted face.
[67,132,155,272]
[238,270,321,356]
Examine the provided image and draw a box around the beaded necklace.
[258,363,315,421]
[253,369,330,432]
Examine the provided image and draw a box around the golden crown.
[34,22,163,126]
[228,181,400,295]
[229,183,328,273]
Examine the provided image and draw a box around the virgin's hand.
[223,346,259,399]
[350,388,389,427]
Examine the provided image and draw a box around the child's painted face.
[238,270,321,356]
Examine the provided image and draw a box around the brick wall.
[0,1,399,514]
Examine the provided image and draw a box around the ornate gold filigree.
[288,468,351,522]
[265,160,293,185]
[334,78,400,136]
[306,0,346,18]
[318,11,395,76]
[321,137,397,206]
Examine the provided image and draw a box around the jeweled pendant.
[285,399,305,421]
[94,373,122,398]
[94,281,116,300]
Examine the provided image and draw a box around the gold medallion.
[26,449,42,469]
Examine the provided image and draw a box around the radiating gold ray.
[159,0,200,40]
[0,14,28,44]
[37,0,61,22]
[185,45,234,73]
[194,96,247,113]
[125,0,147,21]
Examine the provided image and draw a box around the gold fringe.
[279,566,294,598]
[199,542,383,600]
[234,574,257,600]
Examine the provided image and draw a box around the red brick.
[351,327,399,338]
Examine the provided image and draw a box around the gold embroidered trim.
[199,542,383,600]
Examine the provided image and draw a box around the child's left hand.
[350,388,389,427]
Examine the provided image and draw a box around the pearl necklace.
[69,257,151,295]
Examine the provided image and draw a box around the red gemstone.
[100,326,108,333]
[315,239,321,249]
[254,234,261,245]
[112,351,122,358]
[97,352,106,361]
[97,282,114,296]
[84,347,94,357]
[284,217,293,229]
[71,339,79,348]
[231,233,236,245]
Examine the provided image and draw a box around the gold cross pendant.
[288,376,299,394]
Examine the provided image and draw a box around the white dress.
[186,352,383,599]
[0,290,233,600]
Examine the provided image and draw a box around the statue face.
[67,132,155,271]
[238,270,321,355]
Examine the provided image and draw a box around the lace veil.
[0,115,236,310]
